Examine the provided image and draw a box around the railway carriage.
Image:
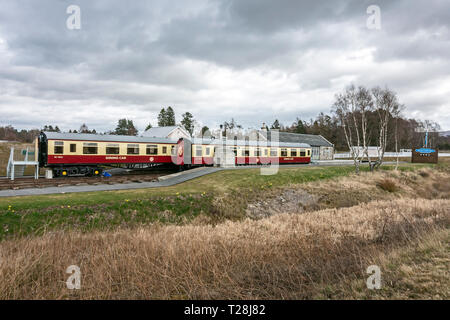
[175,138,312,167]
[36,132,312,177]
[37,132,176,177]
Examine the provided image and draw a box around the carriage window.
[290,149,297,157]
[205,147,211,156]
[106,144,120,155]
[307,150,311,156]
[146,144,158,155]
[254,148,261,157]
[127,144,140,155]
[70,144,76,153]
[83,143,98,154]
[195,146,203,157]
[171,146,175,155]
[243,149,250,157]
[162,146,167,154]
[264,148,268,156]
[270,149,277,157]
[54,141,64,154]
[281,148,288,157]
[232,147,238,156]
[300,149,306,157]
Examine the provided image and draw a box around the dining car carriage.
[36,132,312,177]
[36,132,177,177]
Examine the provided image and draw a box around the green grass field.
[0,163,435,241]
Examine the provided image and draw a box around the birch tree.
[372,87,401,170]
[333,84,373,174]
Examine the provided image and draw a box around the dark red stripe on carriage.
[235,157,310,164]
[48,155,173,165]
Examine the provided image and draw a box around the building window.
[196,146,202,157]
[106,144,120,155]
[281,148,288,157]
[300,149,306,157]
[290,149,297,157]
[127,144,140,155]
[70,144,76,153]
[83,143,98,154]
[54,141,64,154]
[146,144,158,155]
[162,146,167,154]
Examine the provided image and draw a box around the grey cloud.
[0,0,449,131]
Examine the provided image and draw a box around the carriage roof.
[42,132,175,144]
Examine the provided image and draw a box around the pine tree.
[181,112,194,136]
[293,118,306,134]
[157,108,166,126]
[114,119,138,136]
[201,126,210,136]
[79,124,89,133]
[165,107,176,126]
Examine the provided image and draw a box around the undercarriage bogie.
[52,166,103,178]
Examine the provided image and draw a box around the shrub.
[418,170,430,178]
[376,178,398,192]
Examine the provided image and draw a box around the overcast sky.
[0,0,449,133]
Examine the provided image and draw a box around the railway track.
[0,172,174,191]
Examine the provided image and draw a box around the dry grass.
[300,167,450,210]
[376,178,398,193]
[322,228,450,299]
[0,198,448,299]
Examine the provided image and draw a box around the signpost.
[413,123,439,164]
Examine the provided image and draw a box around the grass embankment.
[0,163,448,299]
[0,165,378,240]
[0,198,448,299]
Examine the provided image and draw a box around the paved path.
[0,161,406,198]
[0,167,223,198]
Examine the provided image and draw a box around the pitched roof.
[142,126,190,138]
[259,131,334,147]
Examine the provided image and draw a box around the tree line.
[1,87,448,152]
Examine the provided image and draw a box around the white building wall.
[167,128,191,140]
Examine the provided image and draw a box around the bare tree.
[372,87,401,170]
[392,104,405,170]
[333,84,373,174]
[356,85,374,169]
